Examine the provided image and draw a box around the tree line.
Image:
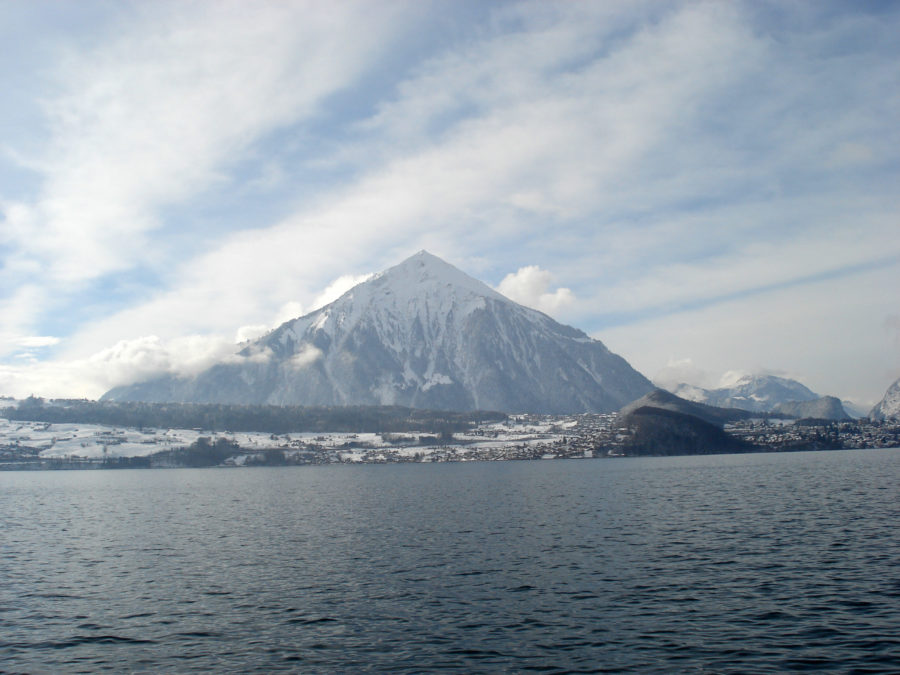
[1,397,505,434]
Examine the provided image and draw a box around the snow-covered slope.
[773,396,850,420]
[672,374,819,413]
[869,378,900,421]
[104,251,653,413]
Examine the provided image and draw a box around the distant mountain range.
[773,396,850,421]
[670,374,851,420]
[104,251,653,413]
[672,374,817,411]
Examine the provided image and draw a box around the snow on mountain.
[103,251,653,413]
[869,377,900,421]
[671,374,819,413]
[669,383,710,403]
[773,396,850,420]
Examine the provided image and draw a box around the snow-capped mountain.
[671,374,819,413]
[103,251,653,413]
[869,377,900,421]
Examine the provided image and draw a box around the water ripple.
[1,449,898,672]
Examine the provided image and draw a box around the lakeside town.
[2,406,898,470]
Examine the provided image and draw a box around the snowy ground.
[0,416,572,461]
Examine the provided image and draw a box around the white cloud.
[235,301,307,344]
[0,285,51,358]
[1,0,407,345]
[310,274,374,312]
[36,1,397,279]
[90,334,234,383]
[0,333,236,399]
[235,325,270,345]
[273,301,305,327]
[17,336,60,348]
[652,357,717,391]
[497,266,575,317]
[290,344,323,370]
[718,370,752,389]
[224,344,273,366]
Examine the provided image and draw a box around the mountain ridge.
[671,374,819,412]
[619,388,756,426]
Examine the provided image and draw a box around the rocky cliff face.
[104,251,653,413]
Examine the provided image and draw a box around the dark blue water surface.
[2,448,899,673]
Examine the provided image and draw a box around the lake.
[2,448,899,673]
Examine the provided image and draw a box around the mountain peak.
[368,250,506,304]
[103,252,653,413]
[410,249,440,261]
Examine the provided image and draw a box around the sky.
[1,0,898,409]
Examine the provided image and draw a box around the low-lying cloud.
[290,344,323,370]
[0,333,237,399]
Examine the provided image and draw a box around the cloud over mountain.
[496,266,575,317]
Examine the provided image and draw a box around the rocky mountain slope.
[104,251,653,413]
[869,378,900,421]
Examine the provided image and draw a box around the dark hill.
[619,388,756,427]
[617,406,754,456]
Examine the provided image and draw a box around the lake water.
[2,448,899,673]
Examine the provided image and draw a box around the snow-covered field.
[0,416,571,461]
[0,419,200,459]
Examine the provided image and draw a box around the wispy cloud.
[1,0,408,353]
[16,336,60,349]
[0,1,898,404]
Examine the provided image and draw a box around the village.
[1,409,898,470]
[0,414,582,469]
